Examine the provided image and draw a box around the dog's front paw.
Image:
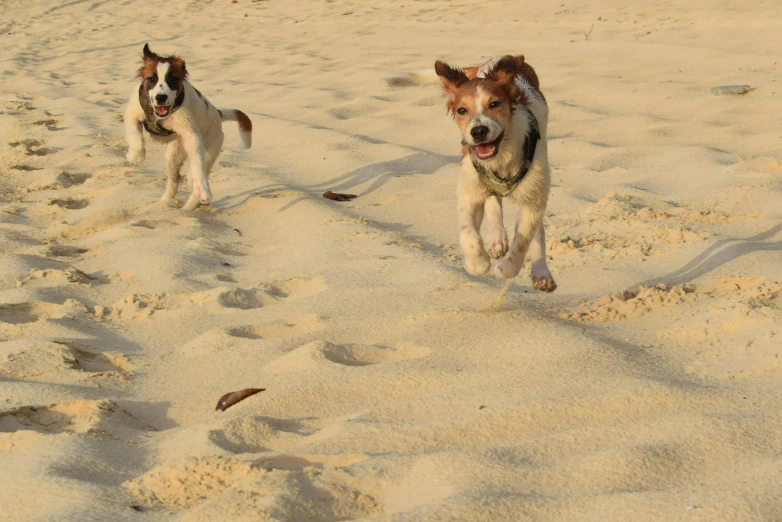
[532,276,557,292]
[485,229,509,260]
[531,266,557,292]
[464,253,491,276]
[192,183,212,204]
[126,148,145,165]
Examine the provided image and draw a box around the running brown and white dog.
[124,44,252,210]
[434,55,555,291]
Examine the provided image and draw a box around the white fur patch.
[466,86,504,145]
[149,63,176,107]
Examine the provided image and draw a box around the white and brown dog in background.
[434,55,555,291]
[124,44,252,210]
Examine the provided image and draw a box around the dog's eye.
[489,101,501,109]
[457,107,468,115]
[147,75,158,85]
[168,78,179,89]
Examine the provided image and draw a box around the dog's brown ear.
[435,60,468,92]
[138,44,158,78]
[486,55,526,102]
[170,56,188,80]
[142,43,165,62]
[435,60,468,113]
[486,55,524,86]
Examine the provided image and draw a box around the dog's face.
[435,55,525,160]
[137,44,187,119]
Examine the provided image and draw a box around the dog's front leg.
[181,132,212,210]
[124,111,146,165]
[494,205,542,280]
[458,191,491,276]
[161,140,186,206]
[528,222,556,292]
[484,196,508,259]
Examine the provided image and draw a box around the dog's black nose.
[470,126,489,141]
[155,94,168,104]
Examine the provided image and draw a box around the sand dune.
[1,0,781,520]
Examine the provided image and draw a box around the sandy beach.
[1,0,781,520]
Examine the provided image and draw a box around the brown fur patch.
[235,110,252,133]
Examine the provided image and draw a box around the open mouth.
[153,104,171,117]
[471,132,504,160]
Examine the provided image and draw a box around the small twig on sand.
[585,24,594,41]
[323,191,357,202]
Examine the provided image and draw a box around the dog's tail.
[384,69,439,87]
[220,109,252,149]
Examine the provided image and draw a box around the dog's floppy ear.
[170,56,188,80]
[485,55,524,86]
[142,43,160,61]
[435,60,468,92]
[486,55,525,102]
[435,60,469,113]
[138,44,157,78]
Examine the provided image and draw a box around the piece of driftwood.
[323,191,357,202]
[215,388,266,411]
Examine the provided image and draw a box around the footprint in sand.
[8,138,58,156]
[131,220,157,229]
[53,171,91,188]
[263,339,430,374]
[208,416,316,454]
[0,339,131,378]
[48,197,89,210]
[562,283,701,322]
[18,267,101,287]
[265,277,326,299]
[229,314,326,340]
[0,400,146,435]
[10,164,40,172]
[178,315,325,357]
[109,287,277,320]
[111,277,324,321]
[44,245,89,258]
[32,118,59,131]
[0,301,64,324]
[124,453,379,518]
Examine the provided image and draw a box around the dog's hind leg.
[484,196,508,259]
[493,205,542,280]
[161,140,186,206]
[528,222,556,292]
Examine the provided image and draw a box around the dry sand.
[1,0,781,520]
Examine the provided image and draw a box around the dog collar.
[138,84,185,138]
[471,107,540,197]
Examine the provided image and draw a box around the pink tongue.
[155,106,168,116]
[475,143,495,157]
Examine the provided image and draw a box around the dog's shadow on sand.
[628,220,782,291]
[215,151,459,214]
[276,151,459,212]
